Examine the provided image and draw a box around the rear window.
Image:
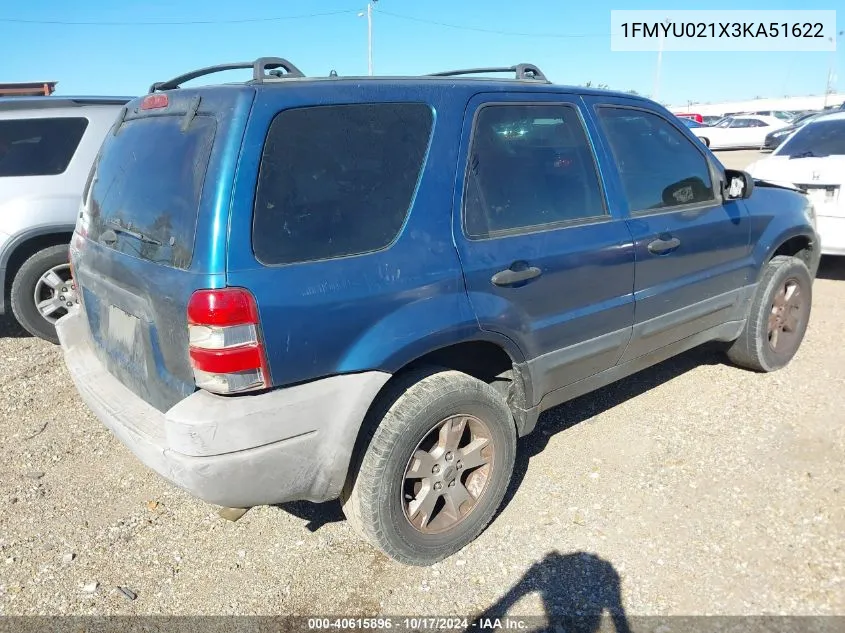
[252,103,434,266]
[776,119,845,158]
[84,115,216,270]
[0,117,88,177]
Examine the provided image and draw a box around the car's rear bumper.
[818,215,845,256]
[57,309,390,508]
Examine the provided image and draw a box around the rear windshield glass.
[252,103,433,266]
[0,117,88,177]
[84,115,216,270]
[776,119,845,158]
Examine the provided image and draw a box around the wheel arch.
[0,226,75,313]
[378,336,535,432]
[342,335,537,491]
[758,230,818,282]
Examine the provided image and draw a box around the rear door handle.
[491,265,542,287]
[647,237,681,255]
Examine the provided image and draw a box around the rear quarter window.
[252,102,434,266]
[0,117,88,177]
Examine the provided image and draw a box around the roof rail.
[0,96,133,112]
[428,63,548,82]
[148,57,305,93]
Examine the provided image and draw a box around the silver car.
[0,96,130,342]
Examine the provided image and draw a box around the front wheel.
[341,368,516,566]
[726,255,812,372]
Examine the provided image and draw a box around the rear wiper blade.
[105,220,162,245]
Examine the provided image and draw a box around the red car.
[674,112,704,123]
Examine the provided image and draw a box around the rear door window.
[84,115,216,270]
[463,103,607,239]
[252,103,433,266]
[0,117,88,177]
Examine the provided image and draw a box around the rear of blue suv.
[59,59,819,566]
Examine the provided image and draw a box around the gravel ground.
[1,151,843,618]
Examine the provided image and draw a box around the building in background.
[0,82,58,97]
[670,93,845,117]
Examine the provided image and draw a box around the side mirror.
[724,169,754,200]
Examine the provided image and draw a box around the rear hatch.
[71,88,255,412]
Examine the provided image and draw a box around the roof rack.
[0,96,133,112]
[148,57,305,93]
[428,63,548,83]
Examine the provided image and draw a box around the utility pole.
[652,17,670,103]
[823,30,843,109]
[359,0,378,76]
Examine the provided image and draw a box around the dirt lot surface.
[1,151,843,618]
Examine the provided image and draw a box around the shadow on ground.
[465,550,631,633]
[279,342,725,532]
[497,342,724,517]
[817,255,845,281]
[278,499,346,532]
[0,314,30,339]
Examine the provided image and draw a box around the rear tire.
[726,255,812,372]
[10,245,76,344]
[341,368,516,566]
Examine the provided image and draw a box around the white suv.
[0,96,130,342]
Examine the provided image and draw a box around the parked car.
[691,115,787,149]
[674,112,703,123]
[0,96,131,342]
[744,110,795,121]
[58,58,820,566]
[747,112,845,255]
[679,118,708,129]
[763,111,824,150]
[701,115,723,125]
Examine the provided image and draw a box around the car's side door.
[727,118,756,148]
[452,93,636,406]
[745,118,770,147]
[583,98,753,363]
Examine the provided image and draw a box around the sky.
[1,0,842,107]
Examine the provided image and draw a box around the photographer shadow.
[465,551,631,633]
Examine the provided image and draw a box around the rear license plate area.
[802,185,841,215]
[107,304,140,353]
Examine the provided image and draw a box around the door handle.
[491,264,542,287]
[647,237,681,255]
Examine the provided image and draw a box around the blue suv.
[58,58,820,565]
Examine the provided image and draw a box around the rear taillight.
[187,288,270,394]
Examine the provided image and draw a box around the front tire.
[726,255,812,372]
[10,245,77,344]
[341,368,516,566]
